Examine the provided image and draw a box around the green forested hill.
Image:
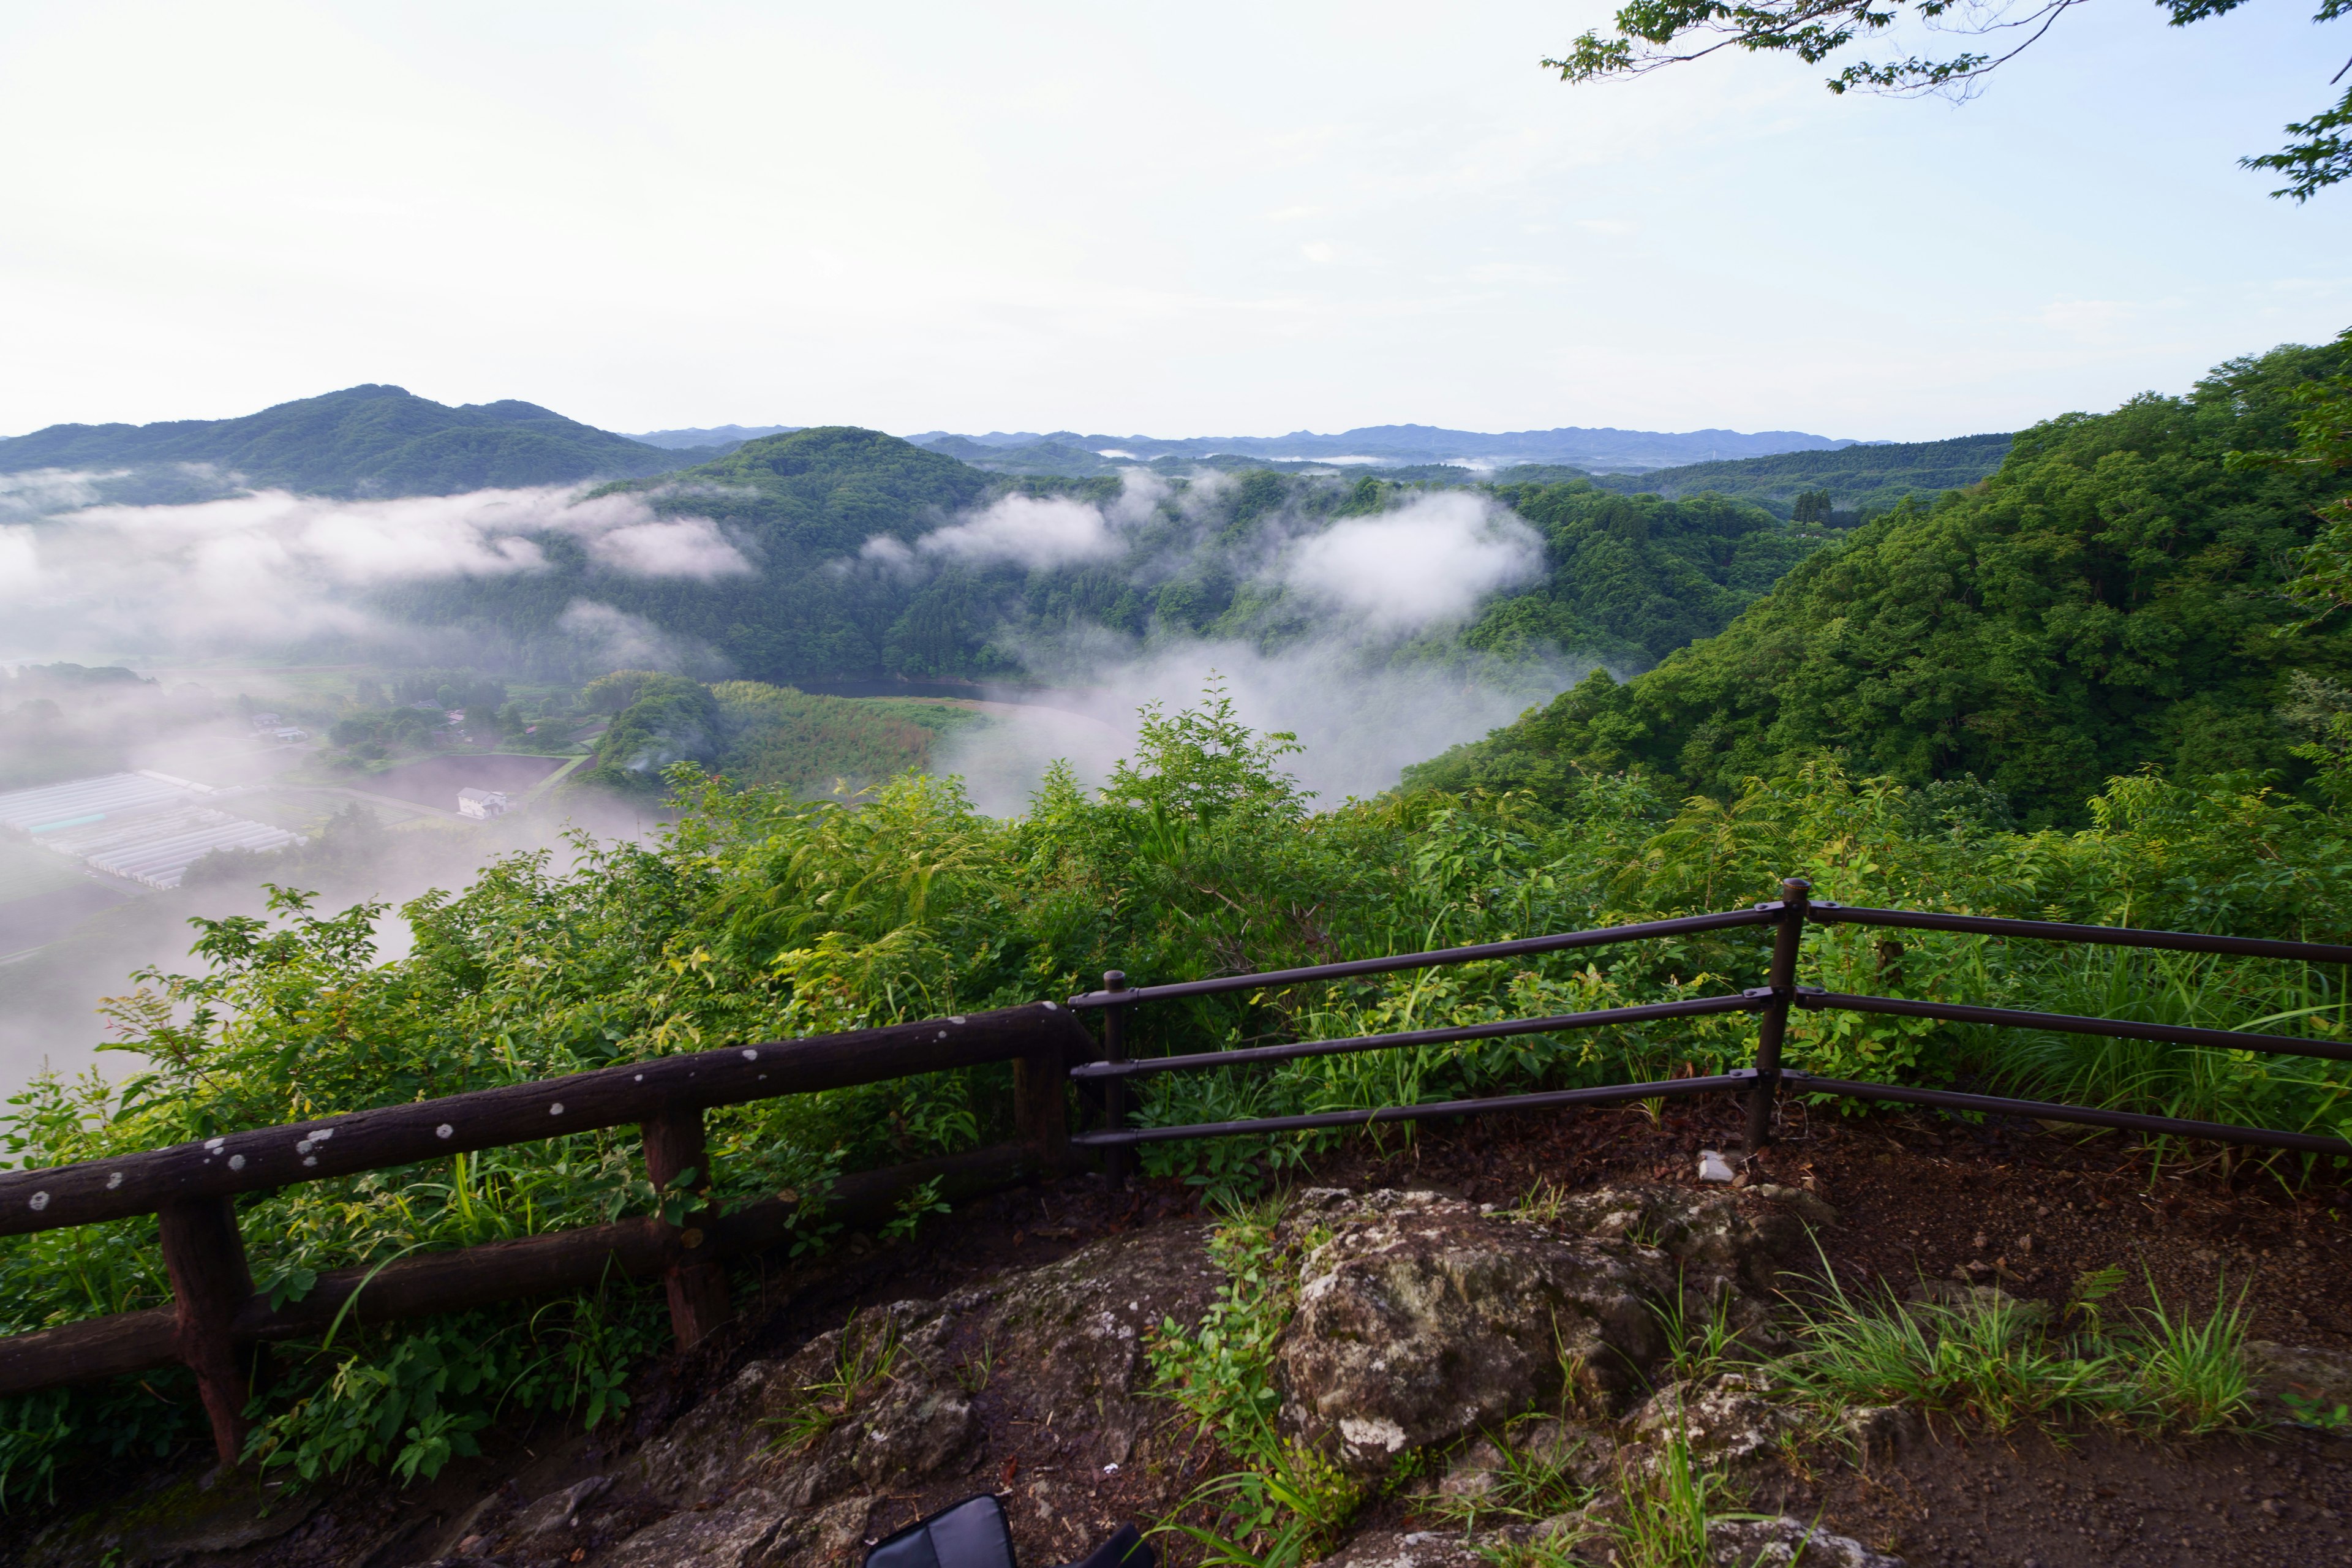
[0,384,693,497]
[1461,484,1825,666]
[1407,338,2352,824]
[1585,432,2014,518]
[396,429,1822,684]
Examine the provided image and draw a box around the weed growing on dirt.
[1148,1196,1359,1568]
[2129,1273,2257,1434]
[1607,1420,1746,1568]
[1774,1264,2261,1437]
[1430,1423,1591,1534]
[1650,1274,1743,1385]
[765,1311,904,1453]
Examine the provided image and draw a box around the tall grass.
[1773,1264,2261,1438]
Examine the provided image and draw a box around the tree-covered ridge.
[1583,431,2015,519]
[1408,336,2352,825]
[1458,485,1824,668]
[393,431,1830,687]
[0,385,695,498]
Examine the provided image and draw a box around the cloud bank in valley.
[0,483,752,661]
[941,636,1581,817]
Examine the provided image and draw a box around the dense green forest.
[0,385,699,500]
[1410,336,2352,825]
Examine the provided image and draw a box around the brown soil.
[12,1100,2350,1568]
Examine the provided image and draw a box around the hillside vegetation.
[9,668,2352,1500]
[395,429,1831,685]
[0,385,693,499]
[1411,336,2352,825]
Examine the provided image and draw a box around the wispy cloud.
[1276,491,1544,629]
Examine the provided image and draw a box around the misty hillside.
[379,424,1837,682]
[0,384,699,499]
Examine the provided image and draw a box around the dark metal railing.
[1063,876,2352,1175]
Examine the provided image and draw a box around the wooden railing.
[0,1003,1088,1465]
[10,875,2352,1471]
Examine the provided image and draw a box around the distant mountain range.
[902,423,1870,475]
[1,386,1897,504]
[624,423,803,450]
[0,385,706,502]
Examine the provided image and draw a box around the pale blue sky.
[1,0,2345,442]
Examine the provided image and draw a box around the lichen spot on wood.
[550,1102,565,1116]
[436,1123,454,1139]
[28,1192,47,1212]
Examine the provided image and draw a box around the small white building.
[249,711,282,729]
[272,726,308,744]
[457,788,510,820]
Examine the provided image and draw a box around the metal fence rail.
[6,875,2351,1470]
[1065,878,2352,1183]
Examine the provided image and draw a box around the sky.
[1,0,2346,443]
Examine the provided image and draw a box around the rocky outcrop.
[474,1221,1219,1568]
[1274,1185,1833,1476]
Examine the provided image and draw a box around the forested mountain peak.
[671,424,989,496]
[0,383,693,499]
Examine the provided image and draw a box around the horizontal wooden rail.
[1781,1071,2352,1158]
[1810,902,2352,966]
[1796,988,2352,1063]
[1065,907,1778,1008]
[0,1143,1039,1398]
[1068,1071,1754,1145]
[1068,992,1766,1080]
[0,1001,1087,1239]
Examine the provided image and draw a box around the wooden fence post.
[641,1107,732,1349]
[1099,971,1131,1188]
[1746,876,1811,1156]
[157,1194,254,1468]
[1014,1046,1072,1171]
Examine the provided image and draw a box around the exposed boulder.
[1275,1185,1830,1476]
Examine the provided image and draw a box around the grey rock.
[984,1221,1215,1468]
[1311,1526,1490,1568]
[509,1474,610,1537]
[1632,1374,1795,1469]
[1706,1516,1903,1566]
[1278,1190,1675,1474]
[600,1486,793,1568]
